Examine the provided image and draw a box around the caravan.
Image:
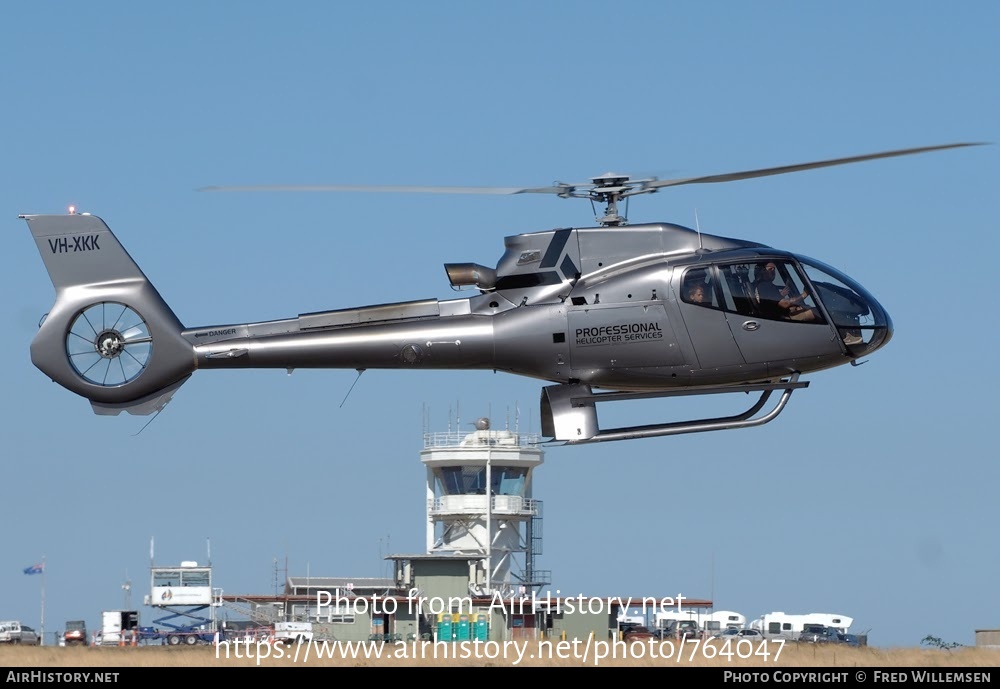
[653,610,746,635]
[750,612,853,640]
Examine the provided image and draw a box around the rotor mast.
[561,172,656,227]
[590,173,631,226]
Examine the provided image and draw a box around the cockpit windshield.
[795,255,892,349]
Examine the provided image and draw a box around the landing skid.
[540,373,807,444]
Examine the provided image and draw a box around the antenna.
[207,537,212,567]
[710,551,715,612]
[339,368,366,408]
[132,409,163,436]
[150,536,154,567]
[122,570,132,610]
[695,208,704,251]
[385,533,391,580]
[378,533,392,581]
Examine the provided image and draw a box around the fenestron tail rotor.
[66,302,153,386]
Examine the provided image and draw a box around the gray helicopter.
[21,143,981,444]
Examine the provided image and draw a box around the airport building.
[124,415,710,645]
[211,416,710,642]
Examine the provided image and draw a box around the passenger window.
[680,268,716,308]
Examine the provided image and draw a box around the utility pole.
[40,555,46,646]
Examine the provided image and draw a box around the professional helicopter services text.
[575,321,664,346]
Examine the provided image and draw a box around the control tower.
[422,417,549,597]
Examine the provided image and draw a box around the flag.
[23,563,44,575]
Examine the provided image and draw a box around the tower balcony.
[429,495,541,517]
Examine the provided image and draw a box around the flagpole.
[40,555,46,646]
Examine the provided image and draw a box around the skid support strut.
[541,373,807,444]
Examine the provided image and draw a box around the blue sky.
[2,2,997,650]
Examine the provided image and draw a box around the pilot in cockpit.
[753,262,817,322]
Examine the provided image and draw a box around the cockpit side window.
[717,263,758,317]
[716,261,826,323]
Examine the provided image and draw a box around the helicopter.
[20,142,983,444]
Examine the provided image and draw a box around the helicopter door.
[675,267,745,369]
[567,303,683,371]
[717,261,840,365]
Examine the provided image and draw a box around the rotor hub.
[96,330,126,358]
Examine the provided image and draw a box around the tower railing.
[428,495,541,516]
[423,431,542,448]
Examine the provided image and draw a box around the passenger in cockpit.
[683,270,711,306]
[686,281,708,304]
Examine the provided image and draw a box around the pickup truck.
[0,621,40,645]
[798,624,841,643]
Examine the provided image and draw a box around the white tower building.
[422,417,548,597]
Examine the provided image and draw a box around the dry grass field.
[2,642,997,668]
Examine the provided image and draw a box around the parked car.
[0,621,39,645]
[713,628,764,641]
[664,620,699,640]
[622,625,655,642]
[21,626,40,645]
[63,620,88,646]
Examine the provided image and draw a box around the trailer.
[97,610,140,646]
[653,609,746,634]
[138,623,217,646]
[750,612,854,640]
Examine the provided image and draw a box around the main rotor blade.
[645,142,987,190]
[197,142,987,196]
[197,183,567,195]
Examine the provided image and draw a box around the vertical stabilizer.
[21,213,195,414]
